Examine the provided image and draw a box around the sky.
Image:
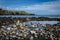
[0,0,60,15]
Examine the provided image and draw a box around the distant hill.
[0,8,35,15]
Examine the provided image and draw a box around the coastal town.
[0,20,60,40]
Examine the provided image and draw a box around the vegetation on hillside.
[0,8,35,15]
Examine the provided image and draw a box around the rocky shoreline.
[0,17,60,26]
[0,20,60,40]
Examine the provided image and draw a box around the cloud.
[16,1,60,13]
[1,0,60,15]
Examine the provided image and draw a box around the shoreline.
[0,17,60,26]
